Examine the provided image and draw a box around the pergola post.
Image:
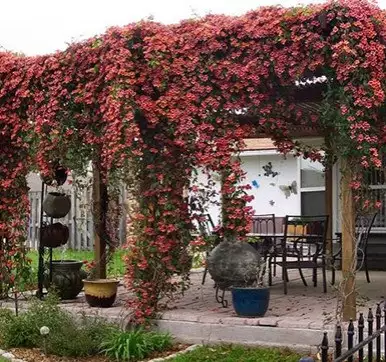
[92,160,107,279]
[340,159,356,321]
[325,165,333,255]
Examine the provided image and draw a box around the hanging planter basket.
[40,166,68,186]
[43,192,71,218]
[40,223,69,248]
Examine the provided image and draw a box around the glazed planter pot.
[231,287,270,317]
[43,192,71,218]
[44,260,87,300]
[83,279,119,308]
[40,223,69,248]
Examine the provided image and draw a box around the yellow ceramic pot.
[83,279,119,308]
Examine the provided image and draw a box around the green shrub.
[0,294,119,358]
[0,294,70,349]
[0,309,15,344]
[101,328,173,361]
[44,316,117,357]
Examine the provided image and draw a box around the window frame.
[297,157,326,216]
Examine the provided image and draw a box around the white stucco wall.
[192,152,301,228]
[190,169,222,227]
[241,153,300,217]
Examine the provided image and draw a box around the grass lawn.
[169,345,302,362]
[27,248,126,279]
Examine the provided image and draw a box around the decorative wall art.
[262,162,279,178]
[279,181,298,199]
[251,180,260,189]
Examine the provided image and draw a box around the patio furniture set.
[197,211,377,314]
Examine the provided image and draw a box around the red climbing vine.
[1,0,386,321]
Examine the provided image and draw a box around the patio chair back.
[251,214,276,235]
[356,212,377,252]
[283,215,329,251]
[196,213,215,237]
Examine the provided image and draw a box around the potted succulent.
[82,260,119,308]
[230,246,270,317]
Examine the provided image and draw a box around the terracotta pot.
[43,192,71,218]
[40,223,69,248]
[44,260,87,300]
[83,279,119,308]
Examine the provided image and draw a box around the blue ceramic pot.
[231,287,270,317]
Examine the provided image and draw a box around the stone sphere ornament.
[207,240,261,290]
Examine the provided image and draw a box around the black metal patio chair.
[196,213,221,285]
[249,214,277,272]
[331,212,377,285]
[269,215,329,294]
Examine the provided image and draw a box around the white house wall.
[241,154,300,217]
[191,169,222,226]
[192,153,300,228]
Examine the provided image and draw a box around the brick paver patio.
[1,268,384,350]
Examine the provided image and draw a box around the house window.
[300,157,325,216]
[366,168,386,230]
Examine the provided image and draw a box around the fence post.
[358,312,364,362]
[321,331,329,362]
[376,303,381,362]
[348,319,354,362]
[335,324,342,359]
[368,308,374,362]
[384,302,386,362]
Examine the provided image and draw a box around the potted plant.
[230,248,270,317]
[82,260,119,308]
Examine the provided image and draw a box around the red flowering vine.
[1,0,386,321]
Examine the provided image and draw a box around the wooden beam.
[92,161,107,279]
[340,159,356,321]
[325,165,333,255]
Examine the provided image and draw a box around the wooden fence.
[27,188,127,250]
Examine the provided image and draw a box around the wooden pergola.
[237,78,356,321]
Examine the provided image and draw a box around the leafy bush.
[0,309,15,344]
[101,328,173,361]
[0,294,70,348]
[44,316,117,357]
[0,294,119,358]
[0,296,174,360]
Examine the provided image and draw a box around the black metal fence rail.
[321,302,386,362]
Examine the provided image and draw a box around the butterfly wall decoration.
[262,162,279,178]
[251,180,260,189]
[279,181,298,199]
